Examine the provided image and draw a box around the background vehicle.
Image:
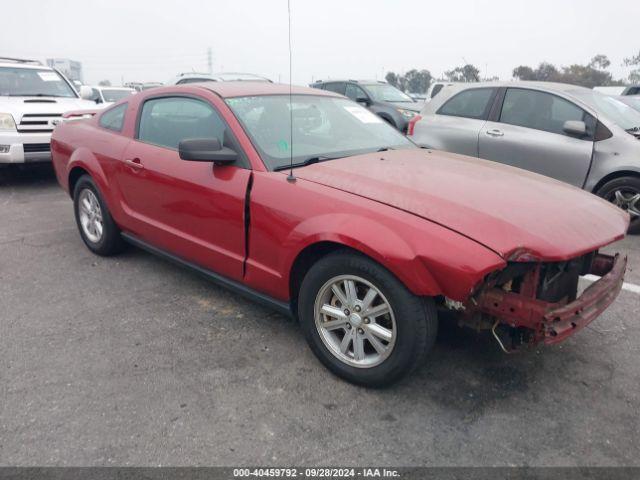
[617,95,640,112]
[310,79,420,131]
[83,86,135,107]
[123,82,163,92]
[426,81,461,101]
[408,81,640,232]
[168,72,272,85]
[594,85,640,96]
[0,57,95,165]
[51,82,627,386]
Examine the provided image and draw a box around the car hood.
[387,101,421,112]
[0,96,96,121]
[293,149,629,261]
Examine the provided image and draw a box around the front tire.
[73,175,125,255]
[596,176,640,234]
[298,250,437,387]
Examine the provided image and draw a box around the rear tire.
[73,175,125,255]
[298,250,437,387]
[596,176,640,234]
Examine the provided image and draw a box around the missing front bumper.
[462,253,626,347]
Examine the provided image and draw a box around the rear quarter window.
[99,103,127,132]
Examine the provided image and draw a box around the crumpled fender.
[279,213,441,297]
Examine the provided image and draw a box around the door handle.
[124,158,144,170]
[486,129,504,137]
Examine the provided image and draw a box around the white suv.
[0,57,95,164]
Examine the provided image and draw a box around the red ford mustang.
[51,82,629,386]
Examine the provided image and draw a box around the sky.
[1,0,638,86]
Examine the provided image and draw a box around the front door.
[115,95,251,281]
[479,88,595,187]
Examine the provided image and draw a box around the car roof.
[190,81,341,98]
[440,80,593,94]
[0,62,51,70]
[423,81,601,117]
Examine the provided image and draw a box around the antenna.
[286,0,296,183]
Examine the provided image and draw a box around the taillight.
[407,114,422,136]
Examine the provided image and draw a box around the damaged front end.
[457,252,627,352]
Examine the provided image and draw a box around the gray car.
[409,81,640,232]
[310,80,421,132]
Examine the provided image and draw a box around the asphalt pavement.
[0,164,638,466]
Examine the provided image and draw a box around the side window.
[99,103,127,132]
[438,88,496,120]
[345,83,367,101]
[137,96,226,150]
[323,82,346,95]
[430,84,444,98]
[500,88,591,137]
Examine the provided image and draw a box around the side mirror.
[563,120,587,138]
[178,138,238,165]
[79,86,93,100]
[356,97,371,106]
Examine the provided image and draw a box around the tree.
[590,54,611,70]
[98,79,111,86]
[624,50,640,83]
[512,65,536,80]
[404,69,432,93]
[385,72,399,88]
[444,64,480,82]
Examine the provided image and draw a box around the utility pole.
[207,47,213,74]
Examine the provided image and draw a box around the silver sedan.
[409,81,640,232]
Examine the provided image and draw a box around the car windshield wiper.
[274,155,342,171]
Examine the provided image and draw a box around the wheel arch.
[285,228,442,306]
[591,169,640,194]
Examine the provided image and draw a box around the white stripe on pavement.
[583,274,640,294]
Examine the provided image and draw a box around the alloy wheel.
[78,189,104,243]
[608,188,640,218]
[314,275,397,368]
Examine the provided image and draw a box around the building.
[46,58,83,83]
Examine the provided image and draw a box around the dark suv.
[310,80,421,132]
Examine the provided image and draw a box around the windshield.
[226,95,416,170]
[363,84,415,103]
[570,90,640,130]
[0,67,77,98]
[101,89,134,102]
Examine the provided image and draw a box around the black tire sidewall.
[596,176,640,234]
[298,251,436,387]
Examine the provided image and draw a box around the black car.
[310,79,421,132]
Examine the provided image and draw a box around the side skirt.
[121,232,293,318]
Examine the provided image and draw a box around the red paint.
[51,83,629,344]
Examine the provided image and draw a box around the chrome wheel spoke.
[628,194,640,217]
[366,323,393,342]
[340,329,354,354]
[366,303,390,319]
[330,284,349,307]
[614,190,626,206]
[361,288,377,311]
[344,279,358,306]
[364,330,387,355]
[353,332,365,361]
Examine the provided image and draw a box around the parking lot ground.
[1,164,639,466]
